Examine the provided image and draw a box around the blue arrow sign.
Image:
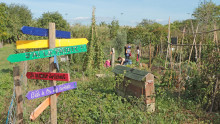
[54,55,60,72]
[26,82,77,100]
[21,26,71,38]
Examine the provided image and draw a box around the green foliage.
[83,8,96,71]
[37,11,70,31]
[6,3,33,42]
[113,31,127,57]
[109,20,119,40]
[193,0,219,24]
[84,7,104,71]
[0,44,14,122]
[0,3,9,41]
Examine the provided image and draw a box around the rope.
[5,88,15,124]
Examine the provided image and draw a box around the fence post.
[13,66,23,124]
[111,48,115,67]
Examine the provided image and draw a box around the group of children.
[104,45,140,67]
[118,45,140,65]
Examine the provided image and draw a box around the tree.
[0,3,8,42]
[113,31,127,56]
[109,20,119,40]
[193,0,219,25]
[7,4,33,42]
[37,11,70,31]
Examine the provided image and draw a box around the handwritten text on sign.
[26,72,70,81]
[26,82,77,100]
[7,44,87,63]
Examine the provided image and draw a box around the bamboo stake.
[188,24,199,64]
[178,27,185,99]
[165,17,171,68]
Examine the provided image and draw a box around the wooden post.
[13,66,23,124]
[170,44,173,69]
[214,23,219,53]
[165,17,171,68]
[20,61,28,86]
[111,48,115,67]
[49,23,57,124]
[149,41,151,68]
[188,23,199,64]
[178,27,185,98]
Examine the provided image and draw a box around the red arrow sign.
[26,72,70,81]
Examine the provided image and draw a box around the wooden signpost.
[16,38,89,49]
[7,44,87,63]
[49,23,57,124]
[8,23,87,124]
[21,26,71,38]
[26,72,70,81]
[26,82,77,100]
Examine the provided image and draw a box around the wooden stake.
[13,66,23,124]
[178,27,185,98]
[49,23,57,124]
[214,23,219,53]
[188,24,199,64]
[149,41,151,68]
[20,61,28,86]
[30,93,61,121]
[170,44,173,69]
[111,48,115,67]
[165,17,171,68]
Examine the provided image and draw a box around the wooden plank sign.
[16,38,89,49]
[26,82,77,100]
[30,93,61,121]
[26,72,70,81]
[7,44,87,63]
[21,26,71,38]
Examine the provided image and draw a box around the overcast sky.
[1,0,220,26]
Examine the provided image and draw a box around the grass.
[0,44,15,123]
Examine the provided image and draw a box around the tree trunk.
[0,41,3,48]
[160,36,163,55]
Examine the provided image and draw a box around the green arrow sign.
[7,44,87,63]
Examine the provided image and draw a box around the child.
[104,59,111,68]
[126,46,131,59]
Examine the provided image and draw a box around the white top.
[137,49,140,54]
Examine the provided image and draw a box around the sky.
[1,0,220,26]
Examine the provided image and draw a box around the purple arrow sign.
[26,82,77,100]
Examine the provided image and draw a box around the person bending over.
[118,57,126,65]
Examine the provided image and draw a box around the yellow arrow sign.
[16,38,89,49]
